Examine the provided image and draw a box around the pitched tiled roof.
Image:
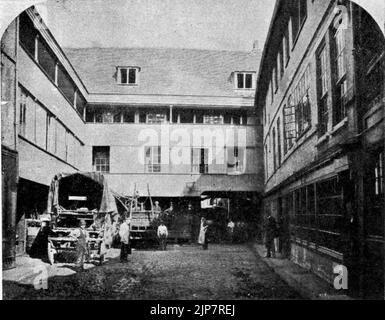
[64,47,260,97]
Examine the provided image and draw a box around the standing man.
[71,219,88,271]
[198,217,209,250]
[157,221,168,250]
[265,215,277,258]
[119,216,131,262]
[227,219,235,243]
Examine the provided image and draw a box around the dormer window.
[117,66,140,85]
[234,72,255,90]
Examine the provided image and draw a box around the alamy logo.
[333,264,348,290]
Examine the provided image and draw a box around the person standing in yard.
[227,219,235,243]
[157,221,168,250]
[264,215,277,258]
[119,216,131,262]
[70,219,89,270]
[198,217,209,250]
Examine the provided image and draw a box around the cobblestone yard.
[3,244,302,300]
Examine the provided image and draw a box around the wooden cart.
[47,210,105,265]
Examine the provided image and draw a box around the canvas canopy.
[46,172,121,246]
[47,172,118,214]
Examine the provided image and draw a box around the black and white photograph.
[0,0,384,307]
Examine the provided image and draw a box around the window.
[284,26,290,65]
[146,112,168,124]
[368,151,385,237]
[375,152,384,196]
[85,107,95,122]
[224,112,232,124]
[235,73,254,89]
[273,66,278,93]
[317,43,330,136]
[75,92,86,118]
[19,12,37,57]
[179,109,194,124]
[203,113,223,125]
[102,111,114,123]
[19,89,27,137]
[56,122,67,160]
[294,66,311,136]
[113,110,122,123]
[35,103,47,149]
[316,177,344,252]
[282,108,287,155]
[331,20,347,125]
[145,146,161,173]
[360,9,385,113]
[287,178,344,253]
[291,0,307,46]
[264,144,268,179]
[66,133,81,167]
[37,37,56,82]
[66,132,74,165]
[123,109,135,123]
[277,118,282,166]
[191,148,208,174]
[227,146,245,174]
[19,88,36,143]
[57,65,76,105]
[46,115,57,154]
[118,67,139,85]
[283,98,296,152]
[93,146,110,173]
[18,86,81,163]
[90,107,136,123]
[19,12,84,121]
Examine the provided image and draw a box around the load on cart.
[113,184,160,247]
[46,172,120,265]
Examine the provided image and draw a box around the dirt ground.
[3,243,302,300]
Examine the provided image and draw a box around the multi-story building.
[256,0,384,299]
[1,6,263,267]
[66,46,263,210]
[1,8,89,266]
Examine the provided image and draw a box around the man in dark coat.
[265,215,278,258]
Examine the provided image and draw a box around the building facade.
[1,6,263,267]
[66,47,263,207]
[2,8,89,265]
[256,0,384,299]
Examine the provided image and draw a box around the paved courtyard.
[3,244,302,300]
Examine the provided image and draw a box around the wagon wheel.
[47,242,55,265]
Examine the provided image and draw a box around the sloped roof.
[64,47,260,97]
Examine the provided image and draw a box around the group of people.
[32,211,283,271]
[118,216,211,261]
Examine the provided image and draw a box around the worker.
[119,216,131,262]
[70,219,88,271]
[227,219,235,243]
[157,221,168,251]
[198,217,209,250]
[154,201,162,213]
